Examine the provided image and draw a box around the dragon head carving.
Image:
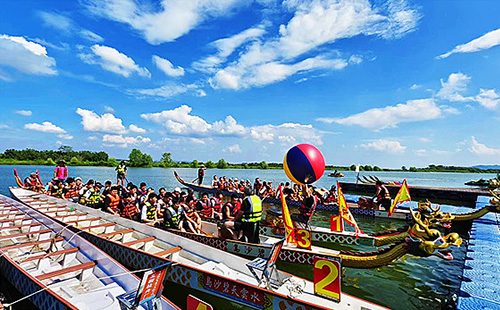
[416,200,454,229]
[489,190,500,212]
[406,207,462,260]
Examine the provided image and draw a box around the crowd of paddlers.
[211,175,339,204]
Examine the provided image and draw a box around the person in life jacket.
[291,183,317,229]
[221,194,240,220]
[224,187,262,243]
[54,160,68,181]
[373,180,391,211]
[210,192,223,220]
[49,179,64,198]
[181,200,201,234]
[115,161,127,187]
[212,175,219,189]
[24,172,43,192]
[163,197,183,230]
[84,182,103,209]
[79,179,94,204]
[103,186,121,216]
[324,185,338,204]
[74,177,83,192]
[120,192,140,221]
[63,178,79,202]
[196,192,213,218]
[141,193,159,226]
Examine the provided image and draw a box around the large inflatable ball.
[283,144,325,185]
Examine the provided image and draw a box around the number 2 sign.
[313,257,341,302]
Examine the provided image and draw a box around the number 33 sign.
[313,257,341,302]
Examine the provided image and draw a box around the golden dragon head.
[416,200,455,229]
[489,190,500,212]
[406,207,462,260]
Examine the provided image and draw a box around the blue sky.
[1,0,500,168]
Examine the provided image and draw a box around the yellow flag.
[337,181,363,236]
[389,179,411,216]
[279,185,297,245]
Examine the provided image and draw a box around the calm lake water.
[1,165,487,310]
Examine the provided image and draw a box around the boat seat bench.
[0,229,52,240]
[123,236,155,246]
[1,237,64,250]
[100,229,134,239]
[154,247,182,257]
[36,261,97,281]
[20,247,79,263]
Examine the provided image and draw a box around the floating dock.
[457,195,500,309]
[339,182,490,207]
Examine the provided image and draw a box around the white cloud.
[418,137,430,143]
[102,134,151,148]
[474,89,500,110]
[15,110,32,116]
[58,134,73,140]
[87,136,98,141]
[141,105,323,146]
[410,84,421,90]
[438,28,500,59]
[104,106,115,113]
[76,108,127,133]
[225,144,242,153]
[24,121,66,133]
[38,11,104,42]
[84,0,244,44]
[0,124,11,130]
[469,136,500,156]
[190,138,205,145]
[359,139,406,153]
[208,0,419,89]
[318,99,443,130]
[132,83,196,99]
[153,55,184,77]
[436,72,471,102]
[79,45,150,78]
[141,105,212,135]
[0,34,57,75]
[129,124,146,133]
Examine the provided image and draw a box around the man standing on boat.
[115,161,127,187]
[224,187,262,243]
[197,164,206,185]
[373,180,391,210]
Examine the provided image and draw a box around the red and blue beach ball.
[283,144,325,185]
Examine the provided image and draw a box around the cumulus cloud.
[0,34,57,75]
[207,0,419,89]
[76,108,127,133]
[318,99,443,130]
[359,139,406,153]
[469,136,500,155]
[225,144,242,153]
[153,55,184,77]
[438,28,500,59]
[102,134,151,148]
[436,73,471,102]
[141,105,212,135]
[129,124,146,133]
[104,106,115,113]
[79,45,150,78]
[38,11,104,42]
[15,110,32,116]
[474,89,500,110]
[84,0,244,44]
[141,105,323,145]
[24,121,66,133]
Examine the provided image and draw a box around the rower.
[291,184,317,229]
[224,187,262,243]
[221,194,240,220]
[141,193,159,226]
[163,197,183,230]
[104,185,121,216]
[373,180,391,211]
[196,192,213,219]
[210,192,223,220]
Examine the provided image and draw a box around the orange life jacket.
[106,194,120,213]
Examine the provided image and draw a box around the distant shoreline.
[1,160,499,174]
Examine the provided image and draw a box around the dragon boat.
[10,187,390,310]
[170,213,462,269]
[0,194,179,310]
[174,171,412,220]
[328,172,344,177]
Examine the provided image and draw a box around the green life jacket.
[242,195,262,223]
[166,206,181,227]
